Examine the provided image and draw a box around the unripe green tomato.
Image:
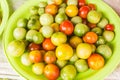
[39,2,47,7]
[67,0,78,6]
[97,17,108,28]
[91,27,102,36]
[87,10,102,24]
[30,6,39,15]
[103,30,115,42]
[96,36,106,45]
[56,60,68,68]
[29,15,39,20]
[38,7,45,15]
[74,23,89,37]
[40,26,53,38]
[21,52,32,66]
[58,7,66,13]
[60,65,77,80]
[40,13,54,26]
[96,44,112,59]
[51,32,67,46]
[13,27,26,40]
[27,19,41,30]
[59,3,67,8]
[17,18,28,28]
[71,16,82,25]
[7,40,25,57]
[26,30,38,42]
[75,59,88,72]
[55,13,68,24]
[32,63,45,75]
[33,32,44,44]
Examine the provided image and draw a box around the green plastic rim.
[3,0,120,80]
[0,0,9,36]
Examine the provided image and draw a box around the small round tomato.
[87,23,96,28]
[60,20,74,35]
[105,24,114,31]
[44,51,56,64]
[54,0,63,5]
[42,38,56,51]
[65,5,78,17]
[56,44,73,60]
[28,43,40,51]
[29,50,43,63]
[88,3,96,10]
[51,23,60,32]
[45,4,58,15]
[79,6,90,19]
[76,43,92,59]
[78,0,86,7]
[44,64,60,80]
[83,32,98,44]
[87,53,105,70]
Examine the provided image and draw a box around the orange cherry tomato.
[44,51,56,64]
[45,4,58,15]
[87,53,105,70]
[83,32,98,44]
[44,64,60,80]
[28,43,40,51]
[60,20,74,35]
[29,50,43,63]
[42,38,56,51]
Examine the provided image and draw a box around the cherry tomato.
[83,32,98,44]
[28,43,40,51]
[44,64,60,80]
[29,50,43,63]
[79,6,90,19]
[45,4,58,15]
[87,53,105,70]
[44,51,56,64]
[105,24,114,31]
[60,20,74,35]
[87,23,96,28]
[88,3,96,10]
[78,0,86,7]
[42,38,56,51]
[65,5,78,17]
[54,0,63,5]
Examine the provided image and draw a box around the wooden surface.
[0,0,120,80]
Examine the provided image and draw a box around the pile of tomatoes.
[7,0,115,80]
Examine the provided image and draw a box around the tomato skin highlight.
[60,20,74,35]
[42,38,56,51]
[87,53,105,70]
[79,6,90,19]
[44,64,60,80]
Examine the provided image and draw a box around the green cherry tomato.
[71,16,82,25]
[56,60,68,68]
[13,27,27,40]
[51,32,67,46]
[97,17,108,28]
[87,10,102,24]
[103,30,115,42]
[33,32,44,44]
[67,0,78,6]
[96,36,106,45]
[40,26,53,38]
[30,6,39,15]
[96,44,112,59]
[60,65,77,80]
[40,13,54,26]
[32,62,45,75]
[91,27,102,36]
[75,59,88,72]
[39,2,47,7]
[17,18,28,28]
[38,7,45,15]
[74,23,89,37]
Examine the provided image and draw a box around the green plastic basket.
[3,0,120,80]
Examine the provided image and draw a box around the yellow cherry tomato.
[65,5,78,17]
[56,44,73,60]
[54,0,63,5]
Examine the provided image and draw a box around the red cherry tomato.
[105,24,114,31]
[44,51,56,64]
[79,6,90,19]
[29,50,43,63]
[28,43,40,51]
[42,38,56,51]
[60,20,74,35]
[44,64,60,80]
[88,3,96,10]
[78,0,86,7]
